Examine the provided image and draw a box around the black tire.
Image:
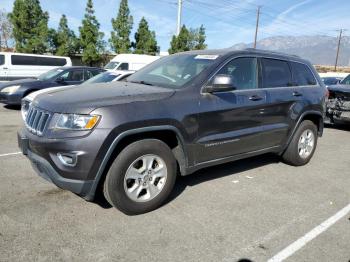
[282,120,318,166]
[103,139,177,215]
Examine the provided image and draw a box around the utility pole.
[176,0,183,36]
[334,29,345,71]
[253,6,261,49]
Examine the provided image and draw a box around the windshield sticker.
[194,55,219,60]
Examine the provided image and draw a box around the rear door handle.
[249,95,263,101]
[2,67,8,70]
[293,91,303,97]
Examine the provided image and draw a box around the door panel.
[195,57,271,164]
[257,58,303,148]
[196,89,269,163]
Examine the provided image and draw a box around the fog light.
[57,153,77,166]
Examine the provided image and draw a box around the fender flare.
[282,110,323,154]
[85,125,187,200]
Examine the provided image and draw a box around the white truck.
[104,54,160,72]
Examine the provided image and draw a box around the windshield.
[127,54,218,89]
[341,75,350,85]
[37,68,65,81]
[104,61,119,70]
[84,72,120,84]
[322,77,340,85]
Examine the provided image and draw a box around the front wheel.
[104,139,177,215]
[282,120,318,166]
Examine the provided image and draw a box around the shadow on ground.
[3,105,21,110]
[93,153,280,210]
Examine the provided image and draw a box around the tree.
[0,9,13,50]
[194,24,207,50]
[133,17,159,55]
[55,15,78,56]
[110,0,133,53]
[168,24,207,54]
[168,25,191,54]
[79,0,105,66]
[9,0,49,54]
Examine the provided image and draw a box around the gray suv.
[18,49,327,215]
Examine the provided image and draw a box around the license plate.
[17,131,29,155]
[341,111,350,119]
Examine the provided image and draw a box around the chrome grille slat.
[24,105,51,136]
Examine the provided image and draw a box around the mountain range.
[231,35,350,66]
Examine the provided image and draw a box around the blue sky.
[2,0,350,52]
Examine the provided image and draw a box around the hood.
[33,82,175,114]
[0,78,41,89]
[24,85,75,102]
[327,85,350,100]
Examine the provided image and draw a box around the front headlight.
[1,85,21,94]
[21,100,31,121]
[55,114,100,130]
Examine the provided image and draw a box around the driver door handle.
[293,91,303,97]
[249,95,263,101]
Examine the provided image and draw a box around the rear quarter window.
[261,58,292,88]
[11,55,67,66]
[290,62,317,86]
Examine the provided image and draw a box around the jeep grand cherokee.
[18,49,327,215]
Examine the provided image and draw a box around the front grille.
[25,106,51,136]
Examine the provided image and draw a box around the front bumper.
[0,92,22,105]
[17,128,109,199]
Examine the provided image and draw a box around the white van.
[0,52,72,81]
[104,54,160,72]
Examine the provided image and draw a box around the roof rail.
[243,48,300,58]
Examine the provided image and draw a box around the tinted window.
[290,62,316,86]
[60,70,84,82]
[262,58,292,88]
[0,55,4,65]
[341,75,350,85]
[215,57,257,90]
[118,63,129,70]
[11,55,67,66]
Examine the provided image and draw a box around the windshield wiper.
[129,80,154,86]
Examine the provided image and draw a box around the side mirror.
[204,74,236,93]
[55,77,65,84]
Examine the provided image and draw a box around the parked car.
[18,49,326,215]
[83,71,132,84]
[21,71,133,111]
[321,77,342,86]
[104,54,160,72]
[0,52,72,81]
[0,66,104,105]
[339,74,350,85]
[326,85,350,124]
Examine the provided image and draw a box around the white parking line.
[0,152,22,157]
[268,203,350,262]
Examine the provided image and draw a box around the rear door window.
[261,58,292,88]
[0,55,5,65]
[290,62,317,86]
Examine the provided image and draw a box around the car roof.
[58,66,104,70]
[180,48,309,64]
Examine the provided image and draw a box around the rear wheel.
[282,120,318,166]
[103,139,177,215]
